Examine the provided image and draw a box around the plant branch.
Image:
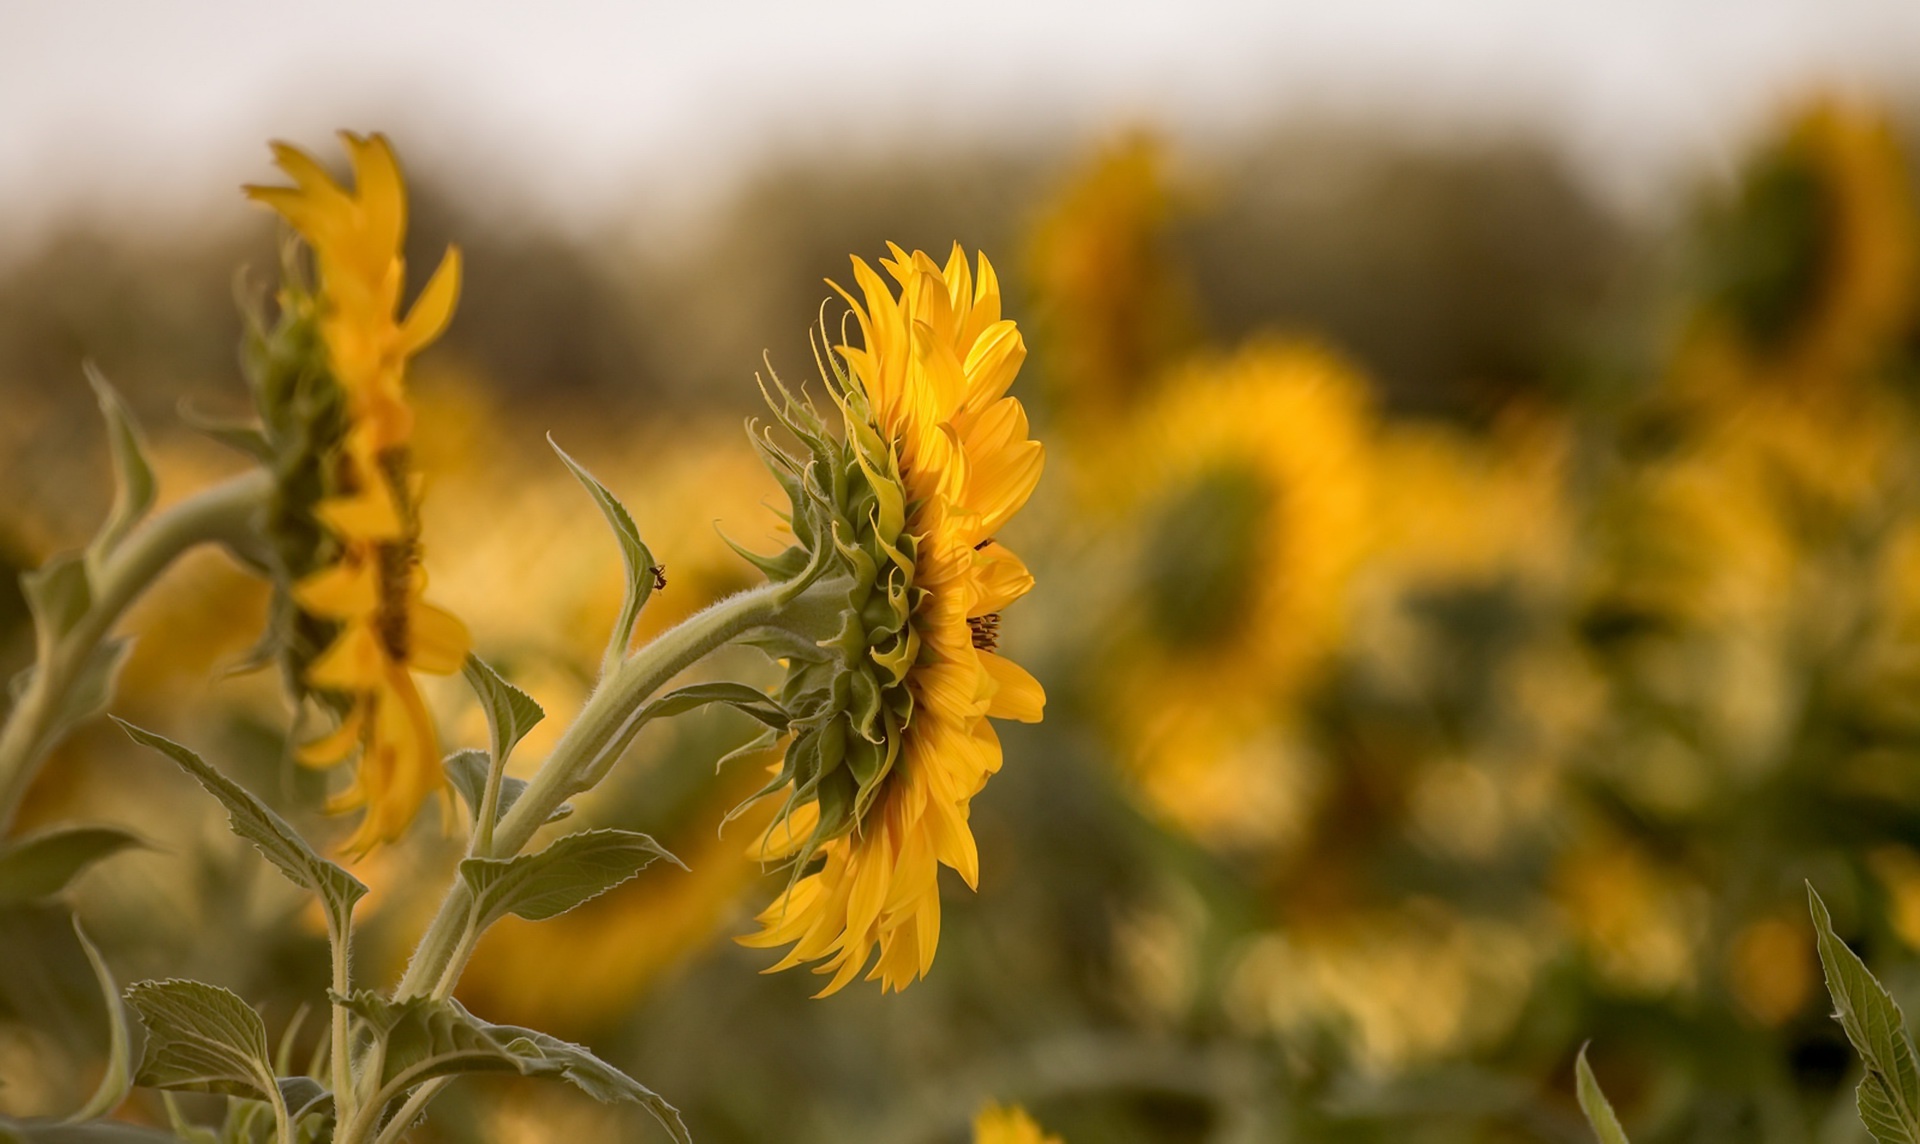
[0,469,271,831]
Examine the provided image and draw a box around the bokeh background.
[8,2,1920,1140]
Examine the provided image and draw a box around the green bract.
[734,361,919,869]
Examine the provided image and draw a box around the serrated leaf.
[461,655,543,767]
[22,555,92,651]
[64,918,130,1123]
[1575,1044,1629,1144]
[550,436,658,677]
[124,980,275,1101]
[442,751,570,830]
[1810,883,1920,1144]
[113,720,366,933]
[460,828,681,929]
[348,995,687,1143]
[0,827,143,905]
[83,365,156,562]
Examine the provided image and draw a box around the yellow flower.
[1690,94,1916,393]
[1028,131,1194,431]
[739,244,1046,994]
[246,133,470,853]
[1101,341,1374,846]
[974,1104,1061,1144]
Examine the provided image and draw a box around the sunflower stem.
[393,579,795,1000]
[0,469,270,833]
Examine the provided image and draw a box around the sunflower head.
[1698,95,1915,385]
[241,132,469,852]
[735,243,1045,994]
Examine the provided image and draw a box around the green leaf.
[274,1077,329,1124]
[549,436,659,677]
[1809,883,1920,1144]
[341,995,688,1143]
[1575,1044,1630,1144]
[12,640,134,760]
[0,1117,185,1141]
[112,720,366,935]
[589,682,787,788]
[460,828,681,929]
[64,918,131,1124]
[0,827,144,905]
[124,979,275,1101]
[461,655,544,768]
[22,554,92,650]
[442,751,570,830]
[176,400,273,464]
[83,365,156,563]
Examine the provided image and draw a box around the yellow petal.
[405,600,470,675]
[981,652,1045,723]
[400,246,462,355]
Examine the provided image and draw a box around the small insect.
[647,564,668,591]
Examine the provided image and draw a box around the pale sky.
[3,0,1919,250]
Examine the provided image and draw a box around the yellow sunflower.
[246,133,470,853]
[1688,94,1916,394]
[738,243,1045,994]
[1101,341,1374,846]
[974,1105,1062,1144]
[1028,131,1194,431]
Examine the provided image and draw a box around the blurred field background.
[9,2,1920,1141]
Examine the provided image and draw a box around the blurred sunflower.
[1688,94,1915,394]
[245,132,470,853]
[740,243,1045,994]
[1100,341,1374,847]
[1028,131,1196,433]
[974,1104,1062,1144]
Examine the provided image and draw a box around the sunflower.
[1689,94,1916,394]
[1028,131,1194,431]
[246,132,470,853]
[974,1105,1062,1144]
[1100,341,1374,847]
[737,244,1045,995]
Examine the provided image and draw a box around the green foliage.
[81,365,156,568]
[460,655,544,769]
[459,828,681,928]
[63,919,130,1124]
[0,827,143,905]
[442,750,572,830]
[21,555,93,653]
[338,993,689,1142]
[549,436,659,677]
[1575,1045,1630,1144]
[112,719,366,937]
[123,980,277,1102]
[1810,885,1920,1144]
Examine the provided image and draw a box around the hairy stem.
[0,470,270,832]
[394,580,791,1000]
[370,1078,448,1144]
[328,911,356,1132]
